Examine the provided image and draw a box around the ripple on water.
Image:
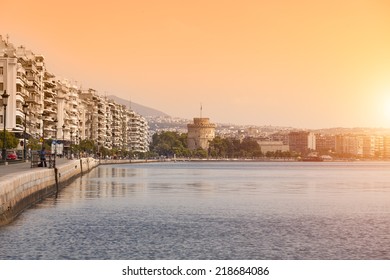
[1,161,390,259]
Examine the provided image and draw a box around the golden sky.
[1,0,390,128]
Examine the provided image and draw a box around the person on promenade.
[40,147,47,167]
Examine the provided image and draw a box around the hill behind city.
[108,95,169,117]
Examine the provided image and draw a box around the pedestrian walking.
[40,147,47,167]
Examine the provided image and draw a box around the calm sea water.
[1,161,390,260]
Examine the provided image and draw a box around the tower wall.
[187,118,216,150]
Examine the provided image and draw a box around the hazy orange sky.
[1,0,390,128]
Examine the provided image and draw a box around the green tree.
[99,146,110,158]
[150,131,188,157]
[193,148,208,158]
[238,137,262,158]
[79,139,95,152]
[209,136,265,158]
[27,138,41,150]
[209,136,229,158]
[0,131,19,149]
[282,150,291,159]
[265,151,274,158]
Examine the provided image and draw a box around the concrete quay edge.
[0,157,100,226]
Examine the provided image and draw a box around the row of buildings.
[0,35,149,155]
[189,120,390,158]
[257,131,390,159]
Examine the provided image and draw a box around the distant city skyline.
[1,0,390,129]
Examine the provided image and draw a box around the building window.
[0,67,3,75]
[0,115,3,124]
[0,82,3,91]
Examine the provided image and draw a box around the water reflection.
[58,166,147,202]
[1,161,390,259]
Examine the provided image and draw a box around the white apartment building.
[1,35,149,154]
[334,134,390,158]
[257,141,289,154]
[0,50,18,132]
[79,88,105,148]
[128,110,149,152]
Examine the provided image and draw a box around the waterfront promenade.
[0,157,158,226]
[0,157,100,226]
[0,157,155,180]
[0,158,69,179]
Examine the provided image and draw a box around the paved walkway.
[0,158,153,179]
[0,158,70,178]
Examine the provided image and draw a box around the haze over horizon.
[1,0,390,129]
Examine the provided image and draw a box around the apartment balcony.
[43,108,56,114]
[15,109,24,120]
[69,114,78,120]
[43,115,56,122]
[44,98,56,106]
[70,107,78,113]
[43,113,57,120]
[36,60,44,69]
[15,124,24,132]
[26,84,39,94]
[16,76,27,86]
[44,88,56,97]
[28,115,38,124]
[91,123,99,131]
[91,108,98,114]
[44,79,56,88]
[15,94,25,103]
[26,63,38,73]
[26,73,40,84]
[19,88,30,99]
[56,83,69,93]
[68,89,78,96]
[44,126,57,133]
[44,132,56,139]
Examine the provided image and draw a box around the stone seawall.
[0,157,100,226]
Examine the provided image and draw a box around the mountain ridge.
[107,95,170,117]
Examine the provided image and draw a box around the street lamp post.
[2,90,10,164]
[70,130,73,159]
[54,119,58,168]
[76,130,80,159]
[41,112,46,153]
[22,102,29,161]
[62,124,65,158]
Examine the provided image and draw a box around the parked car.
[6,151,17,160]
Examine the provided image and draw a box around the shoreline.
[1,157,388,226]
[0,158,99,226]
[0,158,159,226]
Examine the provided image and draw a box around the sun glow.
[380,94,390,122]
[384,104,390,120]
